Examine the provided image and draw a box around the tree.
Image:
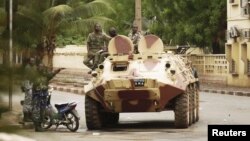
[1,0,115,68]
[108,0,135,35]
[141,0,227,52]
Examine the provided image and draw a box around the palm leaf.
[60,16,114,34]
[16,6,44,29]
[74,0,115,18]
[43,4,73,23]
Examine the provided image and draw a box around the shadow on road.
[98,120,190,132]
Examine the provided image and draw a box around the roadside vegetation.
[0,0,226,91]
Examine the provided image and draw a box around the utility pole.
[135,0,142,31]
[9,0,13,111]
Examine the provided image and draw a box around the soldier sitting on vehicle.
[97,27,118,65]
[83,23,111,73]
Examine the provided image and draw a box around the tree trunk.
[44,35,56,69]
[47,49,53,70]
[50,0,55,7]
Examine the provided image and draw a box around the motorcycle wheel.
[66,111,79,132]
[41,115,52,129]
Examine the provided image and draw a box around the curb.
[200,89,250,97]
[51,85,85,95]
[51,84,250,97]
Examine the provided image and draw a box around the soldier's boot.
[88,65,97,74]
[34,122,44,132]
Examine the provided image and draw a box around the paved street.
[1,90,249,141]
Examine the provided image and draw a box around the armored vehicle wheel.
[85,96,103,130]
[188,87,194,125]
[191,85,197,124]
[174,92,189,128]
[195,85,199,122]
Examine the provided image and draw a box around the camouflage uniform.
[29,65,61,132]
[23,62,60,131]
[32,89,48,131]
[97,27,118,64]
[128,31,141,54]
[98,51,109,64]
[21,80,33,121]
[21,63,38,122]
[84,32,110,70]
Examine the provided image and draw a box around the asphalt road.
[8,91,250,141]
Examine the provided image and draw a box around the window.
[242,6,250,15]
[244,30,250,39]
[243,29,250,39]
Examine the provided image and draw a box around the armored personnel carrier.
[84,35,199,130]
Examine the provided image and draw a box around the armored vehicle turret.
[84,35,199,130]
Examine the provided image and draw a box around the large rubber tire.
[66,111,79,132]
[195,84,200,122]
[191,85,196,124]
[174,91,189,128]
[85,95,103,130]
[188,87,193,125]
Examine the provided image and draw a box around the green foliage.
[1,0,227,53]
[56,34,85,47]
[108,0,135,35]
[0,8,6,29]
[0,1,4,7]
[141,0,226,51]
[1,0,115,46]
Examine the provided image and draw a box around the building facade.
[226,0,250,87]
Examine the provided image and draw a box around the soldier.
[28,63,63,132]
[109,27,118,38]
[192,66,200,90]
[97,27,118,65]
[190,62,199,90]
[21,58,37,123]
[84,23,111,72]
[128,24,141,54]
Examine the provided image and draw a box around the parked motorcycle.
[41,87,80,132]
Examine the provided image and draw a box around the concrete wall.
[53,45,89,69]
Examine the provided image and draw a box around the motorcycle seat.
[55,103,68,109]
